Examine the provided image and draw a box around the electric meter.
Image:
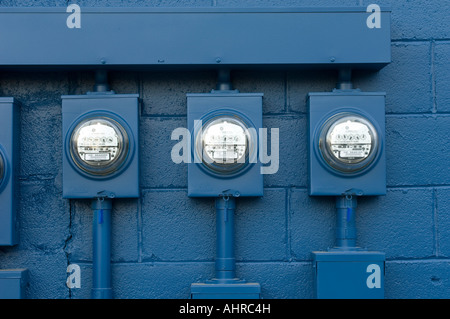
[307,92,386,196]
[62,93,139,199]
[318,113,379,173]
[69,117,129,176]
[187,92,263,197]
[196,115,253,175]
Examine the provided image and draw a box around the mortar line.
[433,188,439,257]
[285,187,291,261]
[386,112,450,117]
[430,40,437,113]
[137,194,143,263]
[284,71,289,113]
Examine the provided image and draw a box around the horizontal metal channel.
[0,7,391,70]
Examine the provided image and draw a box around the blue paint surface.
[0,0,449,299]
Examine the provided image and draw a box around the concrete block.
[235,189,287,261]
[374,0,450,40]
[435,42,450,113]
[233,70,286,114]
[140,117,188,188]
[141,71,216,116]
[262,116,307,187]
[19,180,69,251]
[385,260,450,299]
[357,188,434,259]
[436,188,450,257]
[290,189,335,260]
[353,42,432,114]
[386,115,450,186]
[141,190,215,261]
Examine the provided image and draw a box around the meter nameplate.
[84,153,111,161]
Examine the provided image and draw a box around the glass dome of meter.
[198,115,251,174]
[319,113,379,173]
[70,117,129,176]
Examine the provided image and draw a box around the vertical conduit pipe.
[336,68,353,90]
[214,196,237,282]
[91,198,113,299]
[93,69,111,93]
[81,70,116,299]
[215,69,233,91]
[335,195,357,250]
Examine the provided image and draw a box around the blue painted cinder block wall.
[0,0,449,299]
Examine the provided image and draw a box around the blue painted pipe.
[335,195,357,250]
[214,196,236,282]
[91,198,113,299]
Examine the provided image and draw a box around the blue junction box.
[190,282,261,299]
[312,250,385,299]
[0,269,29,299]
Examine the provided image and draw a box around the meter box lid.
[0,98,20,246]
[312,250,385,299]
[191,282,261,299]
[187,92,263,198]
[307,91,386,196]
[62,93,140,199]
[312,250,386,262]
[0,269,29,299]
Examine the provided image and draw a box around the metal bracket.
[96,190,116,199]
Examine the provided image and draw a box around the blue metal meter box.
[191,283,261,299]
[0,269,29,299]
[62,94,139,199]
[187,92,263,197]
[0,8,391,69]
[0,98,20,246]
[308,91,386,196]
[312,251,385,299]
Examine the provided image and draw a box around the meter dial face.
[70,117,129,176]
[196,115,251,175]
[319,113,379,173]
